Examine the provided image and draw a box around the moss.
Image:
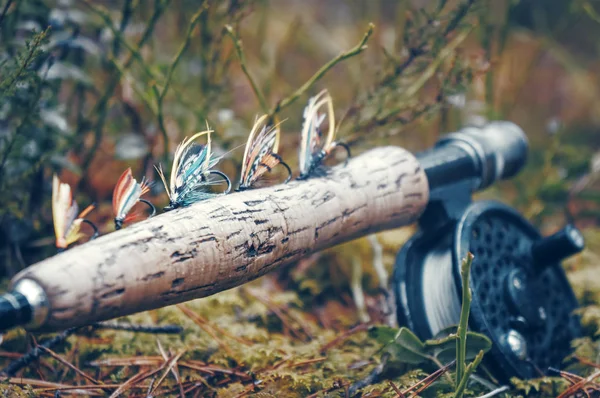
[0,383,36,398]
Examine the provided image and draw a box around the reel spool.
[394,200,584,381]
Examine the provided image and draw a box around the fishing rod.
[0,119,525,331]
[0,121,583,382]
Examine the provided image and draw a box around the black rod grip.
[417,121,529,192]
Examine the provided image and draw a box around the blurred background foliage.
[2,0,600,396]
[1,0,599,272]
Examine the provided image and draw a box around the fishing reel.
[394,122,585,382]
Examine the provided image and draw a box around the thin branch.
[153,3,208,160]
[0,0,14,29]
[455,252,475,388]
[388,380,405,397]
[320,323,370,353]
[177,304,239,359]
[91,321,183,334]
[160,4,207,103]
[407,361,454,396]
[399,27,471,100]
[455,350,484,398]
[81,0,157,80]
[112,0,135,57]
[348,353,389,396]
[270,22,375,117]
[0,327,79,376]
[1,26,50,93]
[224,24,270,113]
[78,0,168,183]
[37,346,105,387]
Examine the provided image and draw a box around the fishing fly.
[112,168,156,230]
[156,129,231,210]
[297,89,350,180]
[237,114,292,191]
[52,174,98,252]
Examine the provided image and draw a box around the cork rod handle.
[12,146,429,331]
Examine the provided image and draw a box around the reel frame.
[394,199,583,382]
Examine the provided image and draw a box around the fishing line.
[421,238,461,337]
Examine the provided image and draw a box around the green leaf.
[368,325,399,345]
[382,327,430,365]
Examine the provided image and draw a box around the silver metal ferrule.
[12,278,49,329]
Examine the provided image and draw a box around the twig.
[37,346,106,388]
[153,3,208,160]
[148,349,186,397]
[178,362,251,380]
[88,355,167,367]
[1,27,49,92]
[270,23,375,117]
[80,0,157,80]
[91,322,183,334]
[444,0,477,35]
[455,252,475,389]
[347,353,389,396]
[157,340,185,398]
[7,378,107,395]
[287,357,327,368]
[575,356,600,369]
[176,304,239,359]
[246,289,312,341]
[146,376,157,397]
[555,368,600,398]
[175,305,252,345]
[1,327,79,376]
[0,0,13,29]
[224,24,270,113]
[1,321,181,377]
[306,380,351,398]
[402,360,455,397]
[409,364,453,397]
[112,0,135,57]
[392,27,471,102]
[454,350,484,398]
[388,380,405,397]
[276,301,314,339]
[158,3,206,98]
[77,0,168,183]
[108,367,163,398]
[320,323,370,353]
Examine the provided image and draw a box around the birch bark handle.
[12,146,429,331]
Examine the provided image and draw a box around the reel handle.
[531,224,585,272]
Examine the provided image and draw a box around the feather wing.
[299,90,335,175]
[52,174,77,248]
[52,174,67,246]
[240,115,281,188]
[64,204,95,247]
[53,175,91,248]
[171,129,224,205]
[113,168,144,221]
[170,130,212,195]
